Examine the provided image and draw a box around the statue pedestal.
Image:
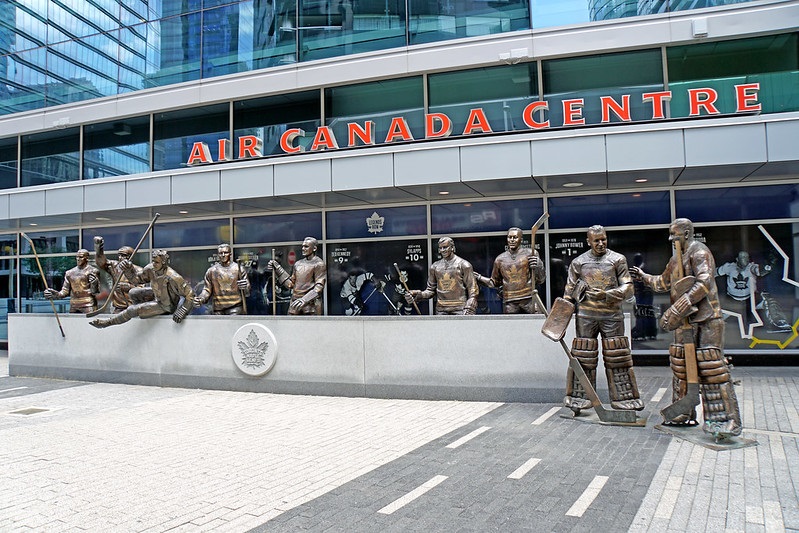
[9,313,625,403]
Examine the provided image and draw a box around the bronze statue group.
[43,216,741,441]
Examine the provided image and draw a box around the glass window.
[432,199,544,234]
[20,254,73,314]
[81,224,150,251]
[1,48,49,116]
[667,33,799,116]
[547,191,671,229]
[19,229,80,255]
[675,184,799,223]
[153,103,229,171]
[702,222,797,354]
[428,64,538,135]
[327,206,427,240]
[84,116,150,179]
[235,244,299,315]
[327,239,429,315]
[202,2,255,78]
[154,219,230,248]
[251,0,297,69]
[21,127,81,186]
[543,49,664,126]
[164,248,216,314]
[118,23,152,93]
[161,0,203,18]
[234,91,321,156]
[0,255,15,338]
[46,32,122,106]
[142,13,202,89]
[0,137,17,189]
[297,0,406,62]
[234,212,323,244]
[409,0,530,45]
[325,77,424,146]
[531,1,590,29]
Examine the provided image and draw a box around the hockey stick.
[20,232,65,338]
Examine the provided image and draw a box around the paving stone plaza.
[1,354,796,532]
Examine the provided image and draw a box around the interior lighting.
[178,210,189,214]
[562,182,584,188]
[438,191,450,195]
[29,223,38,226]
[95,217,111,221]
[635,178,648,183]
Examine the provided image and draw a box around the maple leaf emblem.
[237,329,269,368]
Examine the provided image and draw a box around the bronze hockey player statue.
[195,243,250,315]
[631,218,741,439]
[268,237,326,315]
[89,249,195,328]
[405,237,479,315]
[561,225,644,415]
[44,249,100,314]
[94,236,145,313]
[475,227,546,314]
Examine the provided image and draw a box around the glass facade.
[0,0,759,116]
[3,183,796,358]
[667,33,799,116]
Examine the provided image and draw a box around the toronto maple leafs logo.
[366,212,385,234]
[237,329,268,368]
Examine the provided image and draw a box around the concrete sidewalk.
[1,353,797,532]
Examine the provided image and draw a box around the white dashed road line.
[532,406,561,425]
[565,475,609,517]
[650,387,667,403]
[508,457,542,480]
[377,475,448,515]
[445,426,491,449]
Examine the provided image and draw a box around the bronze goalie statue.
[631,218,741,440]
[559,225,644,415]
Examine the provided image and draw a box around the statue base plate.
[559,407,649,427]
[654,424,758,451]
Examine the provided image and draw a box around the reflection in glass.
[203,2,253,78]
[153,103,229,171]
[21,127,80,186]
[297,0,406,62]
[252,0,297,68]
[327,239,429,315]
[429,64,538,135]
[0,255,14,339]
[234,212,323,244]
[234,91,321,156]
[531,0,590,29]
[143,13,202,88]
[20,254,72,314]
[1,48,49,115]
[236,245,295,315]
[432,199,544,234]
[154,218,230,249]
[0,137,17,189]
[548,191,670,229]
[81,225,149,251]
[543,49,664,126]
[667,34,799,116]
[165,248,217,315]
[409,0,529,45]
[84,116,150,179]
[19,230,80,255]
[326,206,426,240]
[325,77,424,145]
[675,184,799,223]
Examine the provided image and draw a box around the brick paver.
[2,355,798,532]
